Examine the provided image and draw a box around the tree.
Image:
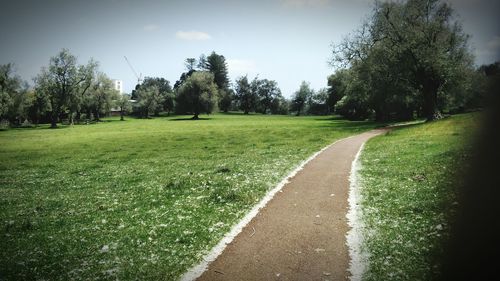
[136,85,164,118]
[34,49,96,128]
[218,88,233,113]
[141,77,173,116]
[334,73,371,120]
[88,73,119,121]
[307,88,330,115]
[270,95,289,115]
[72,60,98,124]
[290,81,314,116]
[326,70,350,113]
[0,64,19,122]
[174,69,196,90]
[200,52,230,90]
[235,76,256,114]
[0,64,34,125]
[198,51,232,112]
[185,58,197,71]
[332,0,473,121]
[26,89,50,125]
[163,92,175,116]
[175,71,218,119]
[116,94,132,121]
[252,78,282,114]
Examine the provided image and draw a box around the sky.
[1,0,499,97]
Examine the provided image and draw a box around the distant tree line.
[1,49,328,128]
[133,51,292,119]
[1,49,127,128]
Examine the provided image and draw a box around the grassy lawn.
[0,113,378,280]
[358,113,479,280]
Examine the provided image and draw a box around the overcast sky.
[1,0,499,97]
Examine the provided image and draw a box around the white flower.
[100,245,109,253]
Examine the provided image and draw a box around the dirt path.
[186,129,388,281]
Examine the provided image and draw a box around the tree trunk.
[49,100,58,128]
[50,113,58,128]
[120,110,124,121]
[75,110,81,123]
[95,110,100,122]
[375,109,387,122]
[423,81,442,122]
[191,113,199,120]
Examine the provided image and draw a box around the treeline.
[1,49,342,128]
[328,0,495,122]
[0,49,124,128]
[126,51,339,119]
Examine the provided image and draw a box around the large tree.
[34,49,97,127]
[136,85,164,118]
[88,73,119,121]
[0,64,21,122]
[218,88,234,113]
[252,78,282,114]
[175,71,218,119]
[116,94,132,121]
[235,76,256,114]
[199,51,230,90]
[290,81,314,116]
[72,60,98,123]
[141,77,173,116]
[198,51,232,112]
[332,0,473,121]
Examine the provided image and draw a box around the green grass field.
[358,113,479,280]
[0,114,379,280]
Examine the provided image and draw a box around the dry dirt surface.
[195,129,388,281]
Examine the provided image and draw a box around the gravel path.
[189,129,387,281]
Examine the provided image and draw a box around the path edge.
[179,135,355,281]
[346,142,369,281]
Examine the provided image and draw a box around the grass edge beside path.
[356,113,478,281]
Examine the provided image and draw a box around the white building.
[111,79,123,94]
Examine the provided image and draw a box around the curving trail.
[185,129,388,281]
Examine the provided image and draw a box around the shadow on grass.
[169,117,212,121]
[312,115,347,121]
[96,119,128,123]
[316,120,386,131]
[217,111,256,116]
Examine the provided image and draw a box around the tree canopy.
[175,71,218,119]
[199,51,230,91]
[332,0,474,121]
[235,76,255,114]
[34,49,99,127]
[291,81,314,116]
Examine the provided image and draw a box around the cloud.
[227,59,258,76]
[175,30,211,41]
[280,0,331,8]
[143,24,159,31]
